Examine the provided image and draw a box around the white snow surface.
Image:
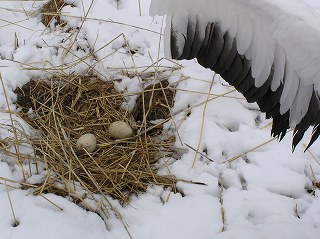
[0,0,320,239]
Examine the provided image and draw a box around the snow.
[119,189,223,239]
[0,190,108,239]
[0,0,320,239]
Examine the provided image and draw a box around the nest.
[14,75,178,204]
[132,80,174,122]
[41,0,66,26]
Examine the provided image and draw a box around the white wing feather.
[271,44,286,91]
[170,12,189,56]
[280,65,299,115]
[290,83,313,126]
[236,14,253,55]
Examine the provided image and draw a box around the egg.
[76,133,97,153]
[109,121,133,139]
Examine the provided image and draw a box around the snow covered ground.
[1,0,320,238]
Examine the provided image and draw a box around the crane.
[150,0,320,150]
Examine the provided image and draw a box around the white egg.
[109,121,133,139]
[76,133,97,153]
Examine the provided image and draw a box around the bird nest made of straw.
[41,0,66,27]
[14,74,178,204]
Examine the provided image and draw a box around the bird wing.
[150,0,320,149]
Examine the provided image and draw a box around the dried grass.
[41,0,66,27]
[132,80,175,123]
[13,74,178,204]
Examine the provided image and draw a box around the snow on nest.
[0,0,320,239]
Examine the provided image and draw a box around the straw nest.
[41,0,66,27]
[132,80,174,122]
[14,74,178,204]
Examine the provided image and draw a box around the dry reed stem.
[192,75,215,168]
[4,181,19,227]
[62,0,95,58]
[219,178,225,232]
[223,129,292,164]
[304,143,320,167]
[0,74,27,180]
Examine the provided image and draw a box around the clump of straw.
[14,74,177,204]
[41,0,66,27]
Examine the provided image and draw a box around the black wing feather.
[169,18,320,149]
